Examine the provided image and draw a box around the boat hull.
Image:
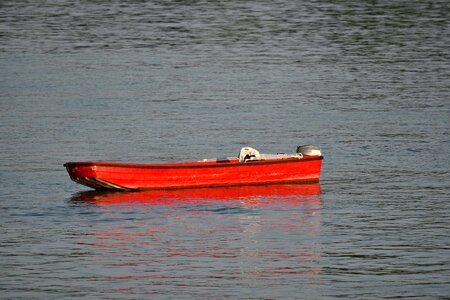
[64,156,323,191]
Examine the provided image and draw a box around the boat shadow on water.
[69,183,322,207]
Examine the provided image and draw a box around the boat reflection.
[70,184,323,293]
[70,183,321,206]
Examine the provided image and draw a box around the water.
[1,0,449,298]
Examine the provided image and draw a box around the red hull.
[64,156,323,191]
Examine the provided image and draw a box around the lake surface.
[1,0,449,299]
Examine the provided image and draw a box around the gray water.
[1,0,449,299]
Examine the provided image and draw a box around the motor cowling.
[296,145,322,156]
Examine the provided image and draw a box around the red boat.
[64,146,323,191]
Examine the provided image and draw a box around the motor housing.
[296,145,322,156]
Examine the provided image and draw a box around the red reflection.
[72,183,323,289]
[71,183,321,206]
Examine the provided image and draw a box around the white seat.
[239,147,261,162]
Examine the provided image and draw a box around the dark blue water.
[1,0,449,299]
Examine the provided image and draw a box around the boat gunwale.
[64,156,323,170]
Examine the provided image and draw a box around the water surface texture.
[1,0,449,299]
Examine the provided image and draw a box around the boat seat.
[239,147,261,162]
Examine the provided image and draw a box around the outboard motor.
[296,145,322,156]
